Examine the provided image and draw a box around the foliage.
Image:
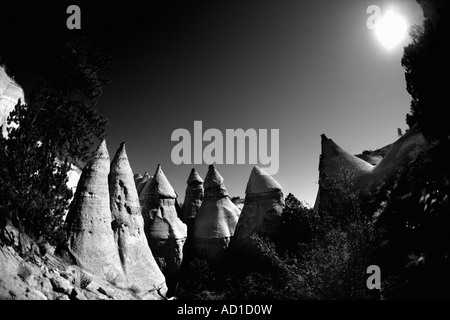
[0,35,109,248]
[402,1,450,138]
[183,167,381,300]
[375,141,450,299]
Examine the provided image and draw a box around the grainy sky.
[1,0,424,205]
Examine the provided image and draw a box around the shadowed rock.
[109,142,167,297]
[234,166,284,241]
[141,164,187,297]
[192,165,240,263]
[181,168,204,233]
[134,173,143,188]
[136,172,151,195]
[65,141,125,286]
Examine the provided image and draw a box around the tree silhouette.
[402,0,450,139]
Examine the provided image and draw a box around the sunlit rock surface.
[0,66,25,137]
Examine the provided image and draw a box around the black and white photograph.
[1,0,450,308]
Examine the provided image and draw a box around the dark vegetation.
[0,35,109,251]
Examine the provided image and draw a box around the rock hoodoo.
[109,142,167,296]
[140,164,187,296]
[65,141,125,285]
[192,165,240,263]
[234,166,284,241]
[181,168,204,233]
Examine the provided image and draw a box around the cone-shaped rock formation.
[314,134,374,210]
[109,143,167,296]
[319,134,374,180]
[192,165,240,263]
[234,166,284,241]
[141,164,187,297]
[65,141,125,285]
[181,169,204,232]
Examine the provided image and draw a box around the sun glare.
[375,10,408,50]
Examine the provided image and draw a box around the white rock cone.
[141,164,187,296]
[192,165,240,263]
[234,166,284,241]
[109,142,167,297]
[65,141,125,286]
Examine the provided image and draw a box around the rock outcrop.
[192,165,240,263]
[65,141,126,286]
[234,166,284,241]
[109,142,167,296]
[314,127,427,210]
[140,164,187,296]
[0,66,25,137]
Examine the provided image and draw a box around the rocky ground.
[0,226,164,300]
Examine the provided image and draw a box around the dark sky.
[1,0,424,205]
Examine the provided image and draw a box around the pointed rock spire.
[203,165,228,197]
[65,140,125,285]
[244,166,282,194]
[192,165,240,262]
[234,166,284,241]
[315,134,373,211]
[141,164,187,297]
[319,134,373,179]
[109,143,167,296]
[148,164,177,199]
[181,168,204,232]
[187,168,204,186]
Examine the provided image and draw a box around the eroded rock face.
[192,165,240,263]
[65,141,125,286]
[234,166,284,241]
[141,164,187,296]
[109,142,167,296]
[0,66,25,137]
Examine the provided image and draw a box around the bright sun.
[375,10,408,50]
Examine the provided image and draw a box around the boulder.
[140,164,187,296]
[109,142,167,296]
[234,166,284,241]
[192,165,240,263]
[65,140,125,286]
